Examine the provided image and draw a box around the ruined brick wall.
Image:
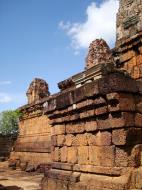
[0,136,16,159]
[42,73,142,190]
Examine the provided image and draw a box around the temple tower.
[115,0,142,80]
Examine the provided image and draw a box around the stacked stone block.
[115,0,142,80]
[42,72,142,190]
[10,103,52,171]
[115,32,142,80]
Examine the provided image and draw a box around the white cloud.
[0,92,26,104]
[0,93,12,103]
[59,0,119,50]
[0,81,12,85]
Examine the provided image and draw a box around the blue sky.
[0,0,119,111]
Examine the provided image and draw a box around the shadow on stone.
[0,185,23,190]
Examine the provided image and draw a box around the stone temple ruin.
[8,0,142,189]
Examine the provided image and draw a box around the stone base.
[41,167,142,190]
[41,169,130,190]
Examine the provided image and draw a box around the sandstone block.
[52,162,73,170]
[78,146,89,164]
[89,146,115,167]
[97,112,134,130]
[65,134,74,146]
[94,97,106,106]
[98,73,138,94]
[56,180,68,190]
[132,66,141,79]
[57,135,65,146]
[87,131,111,146]
[54,125,65,135]
[84,120,98,132]
[67,147,78,164]
[68,182,87,190]
[135,113,142,127]
[53,147,60,162]
[51,136,57,146]
[86,109,95,117]
[107,93,135,112]
[60,146,67,162]
[74,134,88,146]
[80,112,88,119]
[136,96,142,113]
[87,133,96,146]
[131,167,142,189]
[69,113,80,121]
[76,100,87,110]
[95,106,108,115]
[46,178,57,190]
[137,55,142,65]
[112,129,127,145]
[115,147,128,167]
[119,50,135,63]
[66,123,85,134]
[51,127,55,136]
[73,164,121,176]
[112,128,142,145]
[129,145,142,167]
[95,131,112,146]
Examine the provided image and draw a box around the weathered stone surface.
[57,135,65,146]
[112,128,142,145]
[66,123,85,134]
[26,78,50,104]
[135,113,142,127]
[78,146,89,164]
[87,131,111,146]
[89,146,115,167]
[65,134,75,146]
[97,112,134,130]
[54,125,65,135]
[98,73,138,94]
[67,147,78,164]
[85,39,114,70]
[74,134,88,146]
[84,120,98,132]
[53,147,60,162]
[60,146,67,162]
[107,92,135,112]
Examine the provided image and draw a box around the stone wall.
[41,72,142,190]
[116,0,142,42]
[115,0,142,80]
[0,136,16,159]
[10,79,52,171]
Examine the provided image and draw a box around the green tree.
[0,110,21,136]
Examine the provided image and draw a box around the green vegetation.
[0,110,21,136]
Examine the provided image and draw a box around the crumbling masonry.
[10,0,142,189]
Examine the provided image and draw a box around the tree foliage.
[0,110,21,136]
